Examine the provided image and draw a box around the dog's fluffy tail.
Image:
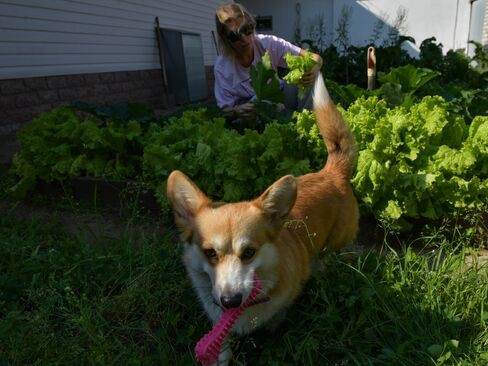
[312,73,356,179]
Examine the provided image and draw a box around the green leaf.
[427,344,443,358]
[250,50,284,103]
[378,65,441,106]
[383,200,402,220]
[379,65,441,93]
[446,339,459,349]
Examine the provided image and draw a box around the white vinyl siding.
[482,0,488,47]
[0,0,221,80]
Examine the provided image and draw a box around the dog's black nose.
[220,293,243,308]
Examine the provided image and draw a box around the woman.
[214,3,322,121]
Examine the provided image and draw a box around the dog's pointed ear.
[166,170,211,241]
[254,175,297,225]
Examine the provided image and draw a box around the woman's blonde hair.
[215,3,256,58]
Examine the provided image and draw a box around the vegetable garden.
[9,38,488,231]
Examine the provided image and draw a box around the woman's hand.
[301,63,321,88]
[299,50,323,88]
[233,102,256,121]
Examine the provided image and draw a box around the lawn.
[1,180,487,365]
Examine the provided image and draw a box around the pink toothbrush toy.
[195,272,266,366]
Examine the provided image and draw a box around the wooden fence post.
[367,47,376,90]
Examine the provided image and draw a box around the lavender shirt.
[214,34,302,108]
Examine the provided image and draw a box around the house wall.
[0,0,220,79]
[483,0,488,47]
[470,0,487,54]
[240,0,477,56]
[482,0,488,47]
[0,0,222,164]
[351,0,472,55]
[242,0,334,45]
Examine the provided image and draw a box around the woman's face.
[225,18,254,54]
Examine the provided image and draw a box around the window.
[256,16,273,31]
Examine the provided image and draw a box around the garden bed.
[29,175,384,247]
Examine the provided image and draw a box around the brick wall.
[0,66,215,164]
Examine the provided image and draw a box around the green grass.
[0,203,487,365]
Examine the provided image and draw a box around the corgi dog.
[166,74,359,365]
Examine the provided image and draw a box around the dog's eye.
[241,247,256,260]
[203,248,217,259]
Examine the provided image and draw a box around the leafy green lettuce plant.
[142,109,324,203]
[344,95,488,229]
[10,106,146,198]
[283,52,318,99]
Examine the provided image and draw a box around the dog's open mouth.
[212,294,270,310]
